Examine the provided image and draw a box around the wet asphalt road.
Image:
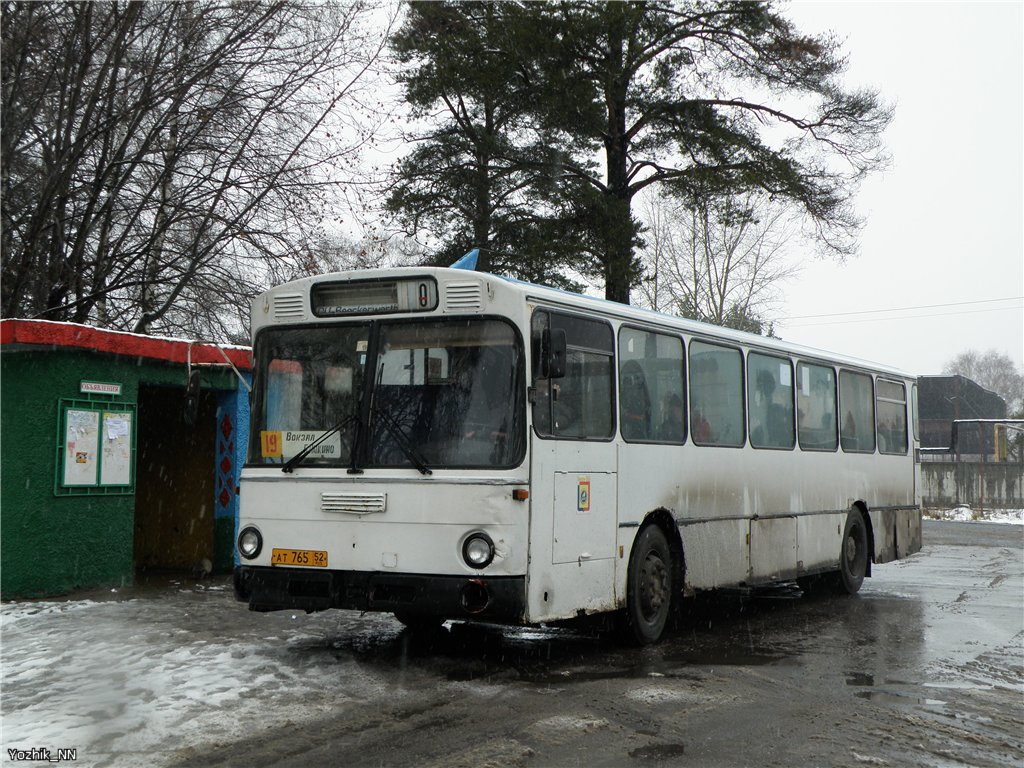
[1,519,1021,768]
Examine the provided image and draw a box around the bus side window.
[618,327,685,444]
[689,341,745,447]
[797,362,838,451]
[747,352,795,449]
[839,370,876,453]
[532,310,614,440]
[910,383,920,443]
[876,379,908,454]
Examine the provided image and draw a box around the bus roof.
[258,266,916,380]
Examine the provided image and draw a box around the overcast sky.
[773,1,1023,375]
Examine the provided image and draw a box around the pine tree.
[538,1,892,303]
[388,1,892,304]
[387,1,592,287]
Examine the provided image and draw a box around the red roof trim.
[0,319,252,370]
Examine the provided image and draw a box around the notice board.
[56,400,137,495]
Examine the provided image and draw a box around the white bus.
[234,265,921,644]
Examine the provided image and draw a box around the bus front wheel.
[621,524,674,645]
[834,507,869,594]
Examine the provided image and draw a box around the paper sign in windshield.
[261,430,343,459]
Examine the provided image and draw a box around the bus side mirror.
[541,328,567,380]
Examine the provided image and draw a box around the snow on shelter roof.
[0,319,252,370]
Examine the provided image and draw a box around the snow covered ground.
[923,506,1024,525]
[1,516,1020,767]
[0,581,404,767]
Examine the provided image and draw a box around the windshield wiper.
[281,413,359,474]
[371,406,433,476]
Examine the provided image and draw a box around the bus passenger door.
[531,444,618,621]
[528,310,619,621]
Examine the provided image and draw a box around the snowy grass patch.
[923,506,1023,525]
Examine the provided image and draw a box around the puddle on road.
[844,670,950,709]
[308,615,792,686]
[854,690,947,709]
[845,670,951,711]
[290,591,811,688]
[504,665,706,686]
[922,681,994,691]
[456,664,631,684]
[845,672,875,687]
[630,743,688,760]
[264,579,922,694]
[663,647,788,667]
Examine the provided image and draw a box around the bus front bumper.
[234,566,526,622]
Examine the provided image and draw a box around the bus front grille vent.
[443,282,484,313]
[321,492,387,515]
[273,293,305,321]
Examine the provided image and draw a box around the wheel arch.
[640,508,685,595]
[852,500,874,578]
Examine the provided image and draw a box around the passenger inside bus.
[749,367,793,448]
[658,392,684,441]
[840,409,857,450]
[690,398,713,443]
[619,361,651,440]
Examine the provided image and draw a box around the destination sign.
[311,278,438,317]
[260,430,343,459]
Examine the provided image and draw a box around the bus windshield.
[250,318,525,470]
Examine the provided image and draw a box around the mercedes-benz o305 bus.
[233,265,921,644]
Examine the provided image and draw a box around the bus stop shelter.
[1,319,252,598]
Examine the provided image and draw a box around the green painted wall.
[1,347,238,598]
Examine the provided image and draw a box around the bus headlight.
[462,532,494,569]
[238,526,263,560]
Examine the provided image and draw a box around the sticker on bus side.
[577,477,591,513]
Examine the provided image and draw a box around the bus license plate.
[271,548,328,567]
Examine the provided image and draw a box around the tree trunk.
[601,10,633,305]
[472,106,493,273]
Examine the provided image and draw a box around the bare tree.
[635,191,801,334]
[2,1,393,340]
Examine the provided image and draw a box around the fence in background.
[918,420,1024,511]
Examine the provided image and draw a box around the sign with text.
[80,381,122,396]
[57,400,136,495]
[260,430,343,460]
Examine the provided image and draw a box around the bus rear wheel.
[833,508,869,595]
[621,524,674,645]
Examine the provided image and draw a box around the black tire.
[834,507,869,594]
[621,524,674,645]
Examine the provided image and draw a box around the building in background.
[917,375,1021,511]
[918,375,1007,455]
[1,320,251,598]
